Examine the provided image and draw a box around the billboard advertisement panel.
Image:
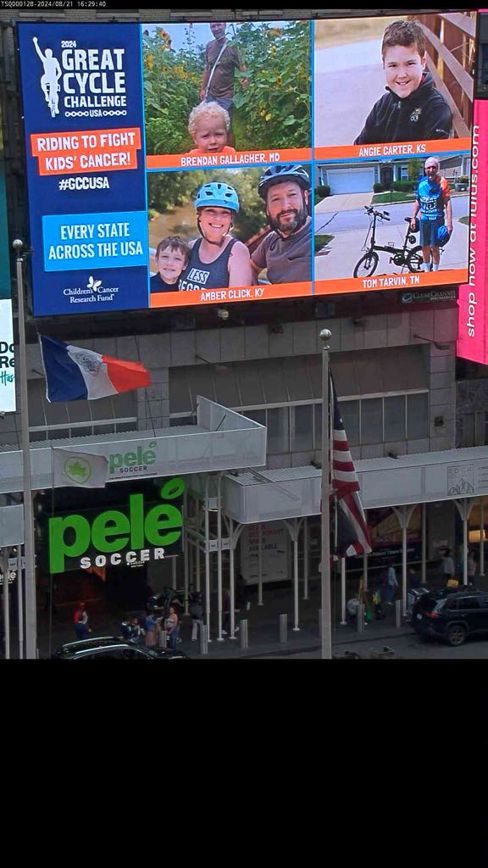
[0,105,16,412]
[458,10,488,363]
[17,14,476,317]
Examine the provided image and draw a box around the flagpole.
[13,239,37,659]
[320,328,332,660]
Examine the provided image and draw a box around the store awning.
[0,397,266,494]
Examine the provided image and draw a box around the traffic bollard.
[159,629,167,649]
[240,619,248,650]
[395,600,402,628]
[356,604,364,633]
[279,614,287,644]
[200,624,208,656]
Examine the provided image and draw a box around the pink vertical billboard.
[458,12,488,363]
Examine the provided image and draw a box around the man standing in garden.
[251,164,312,284]
[200,21,249,131]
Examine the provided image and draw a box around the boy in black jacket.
[355,20,452,145]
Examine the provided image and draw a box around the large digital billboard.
[458,10,488,364]
[0,104,16,412]
[17,13,477,317]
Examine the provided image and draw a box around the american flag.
[330,374,372,557]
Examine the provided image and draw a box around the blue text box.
[43,210,147,272]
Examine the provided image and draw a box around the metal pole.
[340,558,347,625]
[421,502,427,584]
[279,613,287,644]
[303,516,309,600]
[229,518,237,640]
[195,493,201,592]
[319,329,332,659]
[480,498,485,577]
[1,550,10,659]
[293,524,300,631]
[356,603,364,633]
[240,618,248,650]
[199,623,208,656]
[217,474,223,641]
[204,477,211,640]
[17,553,24,658]
[402,515,407,615]
[463,502,468,586]
[362,549,368,590]
[13,240,37,659]
[395,599,402,628]
[257,523,263,606]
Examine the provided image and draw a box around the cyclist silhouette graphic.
[33,36,62,117]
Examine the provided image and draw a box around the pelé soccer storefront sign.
[46,477,184,574]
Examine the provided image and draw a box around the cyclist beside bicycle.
[410,156,453,273]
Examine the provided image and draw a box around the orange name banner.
[147,148,312,171]
[149,281,312,308]
[315,137,472,161]
[314,269,467,296]
[31,127,142,176]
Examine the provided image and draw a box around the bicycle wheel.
[353,251,379,278]
[406,246,423,273]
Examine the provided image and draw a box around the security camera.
[217,307,229,321]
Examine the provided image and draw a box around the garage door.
[328,168,375,194]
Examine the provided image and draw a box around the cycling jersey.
[416,175,451,221]
[179,237,237,291]
[354,71,452,145]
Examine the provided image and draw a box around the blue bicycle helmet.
[195,182,240,213]
[436,225,451,247]
[258,164,310,199]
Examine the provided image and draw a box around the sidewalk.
[6,572,486,660]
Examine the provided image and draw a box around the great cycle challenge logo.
[31,34,129,120]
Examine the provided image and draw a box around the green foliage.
[148,169,267,241]
[314,234,333,254]
[142,21,311,155]
[143,26,204,155]
[407,159,424,182]
[373,182,384,193]
[232,20,311,150]
[392,180,415,193]
[315,184,330,200]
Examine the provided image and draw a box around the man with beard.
[251,164,312,284]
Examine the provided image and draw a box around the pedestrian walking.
[189,592,203,642]
[165,606,179,651]
[468,550,477,583]
[129,616,145,646]
[383,562,399,605]
[440,547,455,582]
[73,601,90,640]
[144,611,158,647]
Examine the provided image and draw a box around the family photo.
[148,164,312,296]
[142,19,311,157]
[314,12,476,148]
[314,151,470,280]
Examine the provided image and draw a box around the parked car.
[411,587,488,646]
[52,636,189,661]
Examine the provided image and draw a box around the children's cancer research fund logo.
[32,35,128,120]
[409,107,422,124]
[63,277,120,305]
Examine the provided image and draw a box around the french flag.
[39,335,151,402]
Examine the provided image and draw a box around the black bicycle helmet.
[258,164,310,200]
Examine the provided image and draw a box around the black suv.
[412,587,488,646]
[52,637,188,661]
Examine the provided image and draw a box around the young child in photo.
[354,19,452,145]
[185,101,237,156]
[150,235,190,292]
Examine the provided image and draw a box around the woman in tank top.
[178,181,252,292]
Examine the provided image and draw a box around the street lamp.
[13,239,36,659]
[319,328,332,660]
